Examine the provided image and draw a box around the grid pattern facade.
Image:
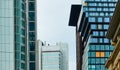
[0,0,15,70]
[0,0,27,70]
[42,52,63,70]
[27,0,37,70]
[83,0,117,70]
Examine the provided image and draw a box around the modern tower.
[83,0,117,70]
[0,0,37,70]
[38,41,68,70]
[69,0,118,70]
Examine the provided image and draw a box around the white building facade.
[37,41,68,70]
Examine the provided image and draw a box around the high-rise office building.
[69,0,118,70]
[83,0,117,70]
[38,41,68,70]
[0,0,37,70]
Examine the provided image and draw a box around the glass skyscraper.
[82,0,118,70]
[0,0,37,70]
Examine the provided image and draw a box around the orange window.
[101,52,105,57]
[96,52,105,57]
[96,52,100,57]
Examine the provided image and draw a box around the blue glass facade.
[82,0,118,70]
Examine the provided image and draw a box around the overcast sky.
[37,0,81,70]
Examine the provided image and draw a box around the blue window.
[101,45,104,50]
[90,45,95,50]
[90,38,97,43]
[89,17,95,22]
[93,31,98,36]
[103,25,109,29]
[100,31,104,36]
[98,17,102,22]
[99,38,103,43]
[105,45,110,50]
[91,24,97,29]
[104,38,109,43]
[104,17,110,22]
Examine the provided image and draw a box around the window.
[104,17,110,22]
[91,24,97,29]
[103,25,109,29]
[29,2,35,11]
[89,17,95,22]
[98,17,102,22]
[100,31,104,36]
[99,38,103,43]
[96,52,105,57]
[90,38,97,43]
[93,31,98,36]
[21,54,25,61]
[29,63,35,70]
[29,22,35,31]
[91,52,95,57]
[29,12,35,21]
[29,32,35,41]
[21,63,25,69]
[101,45,104,50]
[29,42,35,51]
[98,24,102,29]
[100,13,104,16]
[104,38,109,43]
[29,52,35,61]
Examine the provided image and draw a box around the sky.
[37,0,81,70]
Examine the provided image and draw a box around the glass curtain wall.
[83,0,118,70]
[27,0,37,70]
[0,0,14,70]
[42,52,63,70]
[14,0,26,70]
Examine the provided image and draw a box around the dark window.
[29,42,35,51]
[21,54,25,61]
[21,63,25,69]
[29,63,35,70]
[29,22,35,31]
[29,32,35,41]
[29,12,35,21]
[29,0,34,1]
[29,52,35,61]
[29,2,35,11]
[21,46,25,52]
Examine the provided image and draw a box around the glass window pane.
[29,2,35,11]
[29,42,35,51]
[29,63,35,70]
